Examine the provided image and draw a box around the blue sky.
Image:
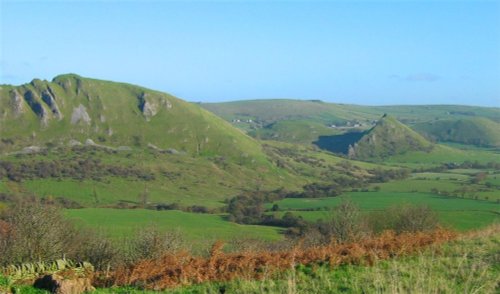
[1,1,499,106]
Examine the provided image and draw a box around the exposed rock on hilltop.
[0,74,265,162]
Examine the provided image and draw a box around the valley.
[0,75,498,293]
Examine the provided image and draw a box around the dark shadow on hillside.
[313,131,365,154]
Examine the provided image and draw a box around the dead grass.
[100,228,456,290]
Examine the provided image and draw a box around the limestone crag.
[71,104,91,125]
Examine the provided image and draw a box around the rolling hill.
[413,118,500,147]
[0,75,305,207]
[201,99,500,148]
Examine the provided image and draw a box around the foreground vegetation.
[0,75,499,293]
[4,224,497,293]
[160,225,499,294]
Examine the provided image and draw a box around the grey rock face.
[10,90,24,117]
[138,92,173,121]
[71,104,91,125]
[139,93,157,120]
[23,90,49,125]
[41,89,63,120]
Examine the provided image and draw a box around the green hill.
[0,74,266,162]
[201,99,500,147]
[0,75,307,208]
[201,99,500,125]
[347,115,434,160]
[413,118,500,147]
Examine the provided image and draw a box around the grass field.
[267,192,499,231]
[385,145,499,167]
[65,208,284,242]
[269,192,499,211]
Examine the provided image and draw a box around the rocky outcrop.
[85,138,96,146]
[138,92,173,121]
[10,90,24,117]
[147,143,181,154]
[71,104,91,125]
[68,139,82,147]
[33,274,95,294]
[138,93,157,120]
[23,90,49,125]
[41,89,63,120]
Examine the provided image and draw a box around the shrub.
[0,200,84,266]
[367,204,439,234]
[318,199,367,243]
[123,227,186,263]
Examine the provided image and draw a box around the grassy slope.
[251,120,344,145]
[413,117,500,147]
[348,115,433,160]
[201,100,500,149]
[384,144,499,167]
[0,74,266,163]
[0,75,311,207]
[202,100,500,125]
[0,147,302,208]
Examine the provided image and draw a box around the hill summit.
[348,114,433,160]
[0,74,264,162]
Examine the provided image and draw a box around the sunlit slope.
[413,118,500,147]
[202,99,500,125]
[0,74,266,163]
[348,115,434,160]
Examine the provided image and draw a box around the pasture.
[65,208,283,242]
[267,192,499,231]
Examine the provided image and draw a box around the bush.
[0,200,84,266]
[367,204,439,234]
[123,227,186,263]
[318,199,367,243]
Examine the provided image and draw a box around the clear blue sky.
[1,1,499,106]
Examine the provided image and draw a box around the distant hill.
[0,74,265,162]
[413,118,500,147]
[201,99,500,148]
[201,99,500,125]
[346,115,434,160]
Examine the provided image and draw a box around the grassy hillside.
[251,120,344,145]
[0,75,311,209]
[0,74,265,163]
[346,115,434,160]
[201,99,370,126]
[202,99,500,125]
[414,117,500,147]
[201,100,500,148]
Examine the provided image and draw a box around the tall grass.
[102,228,456,290]
[173,224,499,294]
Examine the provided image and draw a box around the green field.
[65,208,283,242]
[269,192,499,211]
[267,192,499,231]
